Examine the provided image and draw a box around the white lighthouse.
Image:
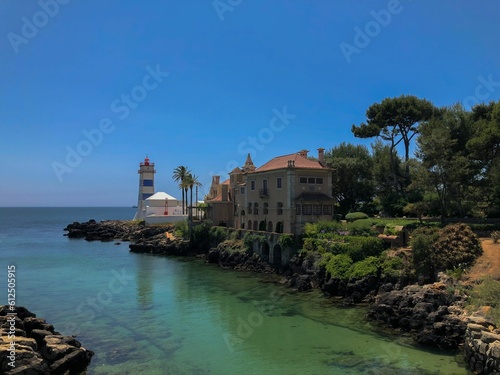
[134,156,156,220]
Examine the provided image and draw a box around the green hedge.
[345,212,369,222]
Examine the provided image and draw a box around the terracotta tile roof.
[222,179,230,185]
[207,194,222,202]
[255,152,328,172]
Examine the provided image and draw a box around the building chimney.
[318,148,325,166]
[298,149,309,158]
[221,184,228,202]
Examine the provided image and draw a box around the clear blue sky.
[1,0,499,207]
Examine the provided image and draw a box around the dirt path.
[466,238,500,281]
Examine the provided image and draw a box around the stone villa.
[206,148,336,234]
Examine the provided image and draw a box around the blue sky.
[1,0,499,207]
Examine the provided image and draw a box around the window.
[251,180,255,190]
[248,202,253,214]
[323,205,333,215]
[302,204,312,215]
[277,202,283,215]
[240,187,245,194]
[299,177,307,184]
[313,205,322,215]
[308,177,315,184]
[263,202,269,214]
[296,204,301,215]
[254,202,259,215]
[316,177,323,184]
[277,177,282,189]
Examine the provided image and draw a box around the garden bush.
[320,253,353,279]
[345,236,385,262]
[349,256,380,278]
[433,223,483,270]
[347,219,377,236]
[411,223,483,280]
[345,212,369,222]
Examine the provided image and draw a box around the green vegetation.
[277,234,294,247]
[319,254,353,279]
[321,97,500,219]
[468,277,500,325]
[411,223,482,281]
[175,220,189,239]
[346,219,377,236]
[345,212,369,222]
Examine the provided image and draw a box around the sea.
[0,207,471,375]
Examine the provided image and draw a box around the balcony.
[259,188,269,198]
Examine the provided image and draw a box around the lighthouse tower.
[134,156,156,220]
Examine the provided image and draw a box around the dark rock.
[0,306,93,375]
[367,282,467,350]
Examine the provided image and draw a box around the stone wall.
[464,315,500,375]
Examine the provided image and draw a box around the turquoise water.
[0,208,470,374]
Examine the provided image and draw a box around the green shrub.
[433,223,483,270]
[304,221,341,238]
[175,220,189,239]
[411,226,440,279]
[347,219,377,236]
[380,255,404,278]
[321,253,353,279]
[210,226,228,245]
[345,212,369,222]
[492,230,500,244]
[345,236,385,262]
[349,256,380,278]
[411,224,483,280]
[192,222,211,247]
[277,234,294,247]
[383,223,398,236]
[468,277,500,325]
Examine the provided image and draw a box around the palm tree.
[187,174,202,220]
[172,166,190,214]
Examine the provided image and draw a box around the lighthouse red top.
[144,156,150,166]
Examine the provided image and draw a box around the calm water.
[0,208,470,374]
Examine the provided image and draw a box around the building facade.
[206,148,336,234]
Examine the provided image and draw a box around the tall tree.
[415,104,475,221]
[371,140,407,216]
[468,100,500,216]
[352,95,436,193]
[325,142,374,216]
[172,166,190,215]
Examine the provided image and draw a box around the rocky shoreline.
[0,306,93,375]
[64,219,500,374]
